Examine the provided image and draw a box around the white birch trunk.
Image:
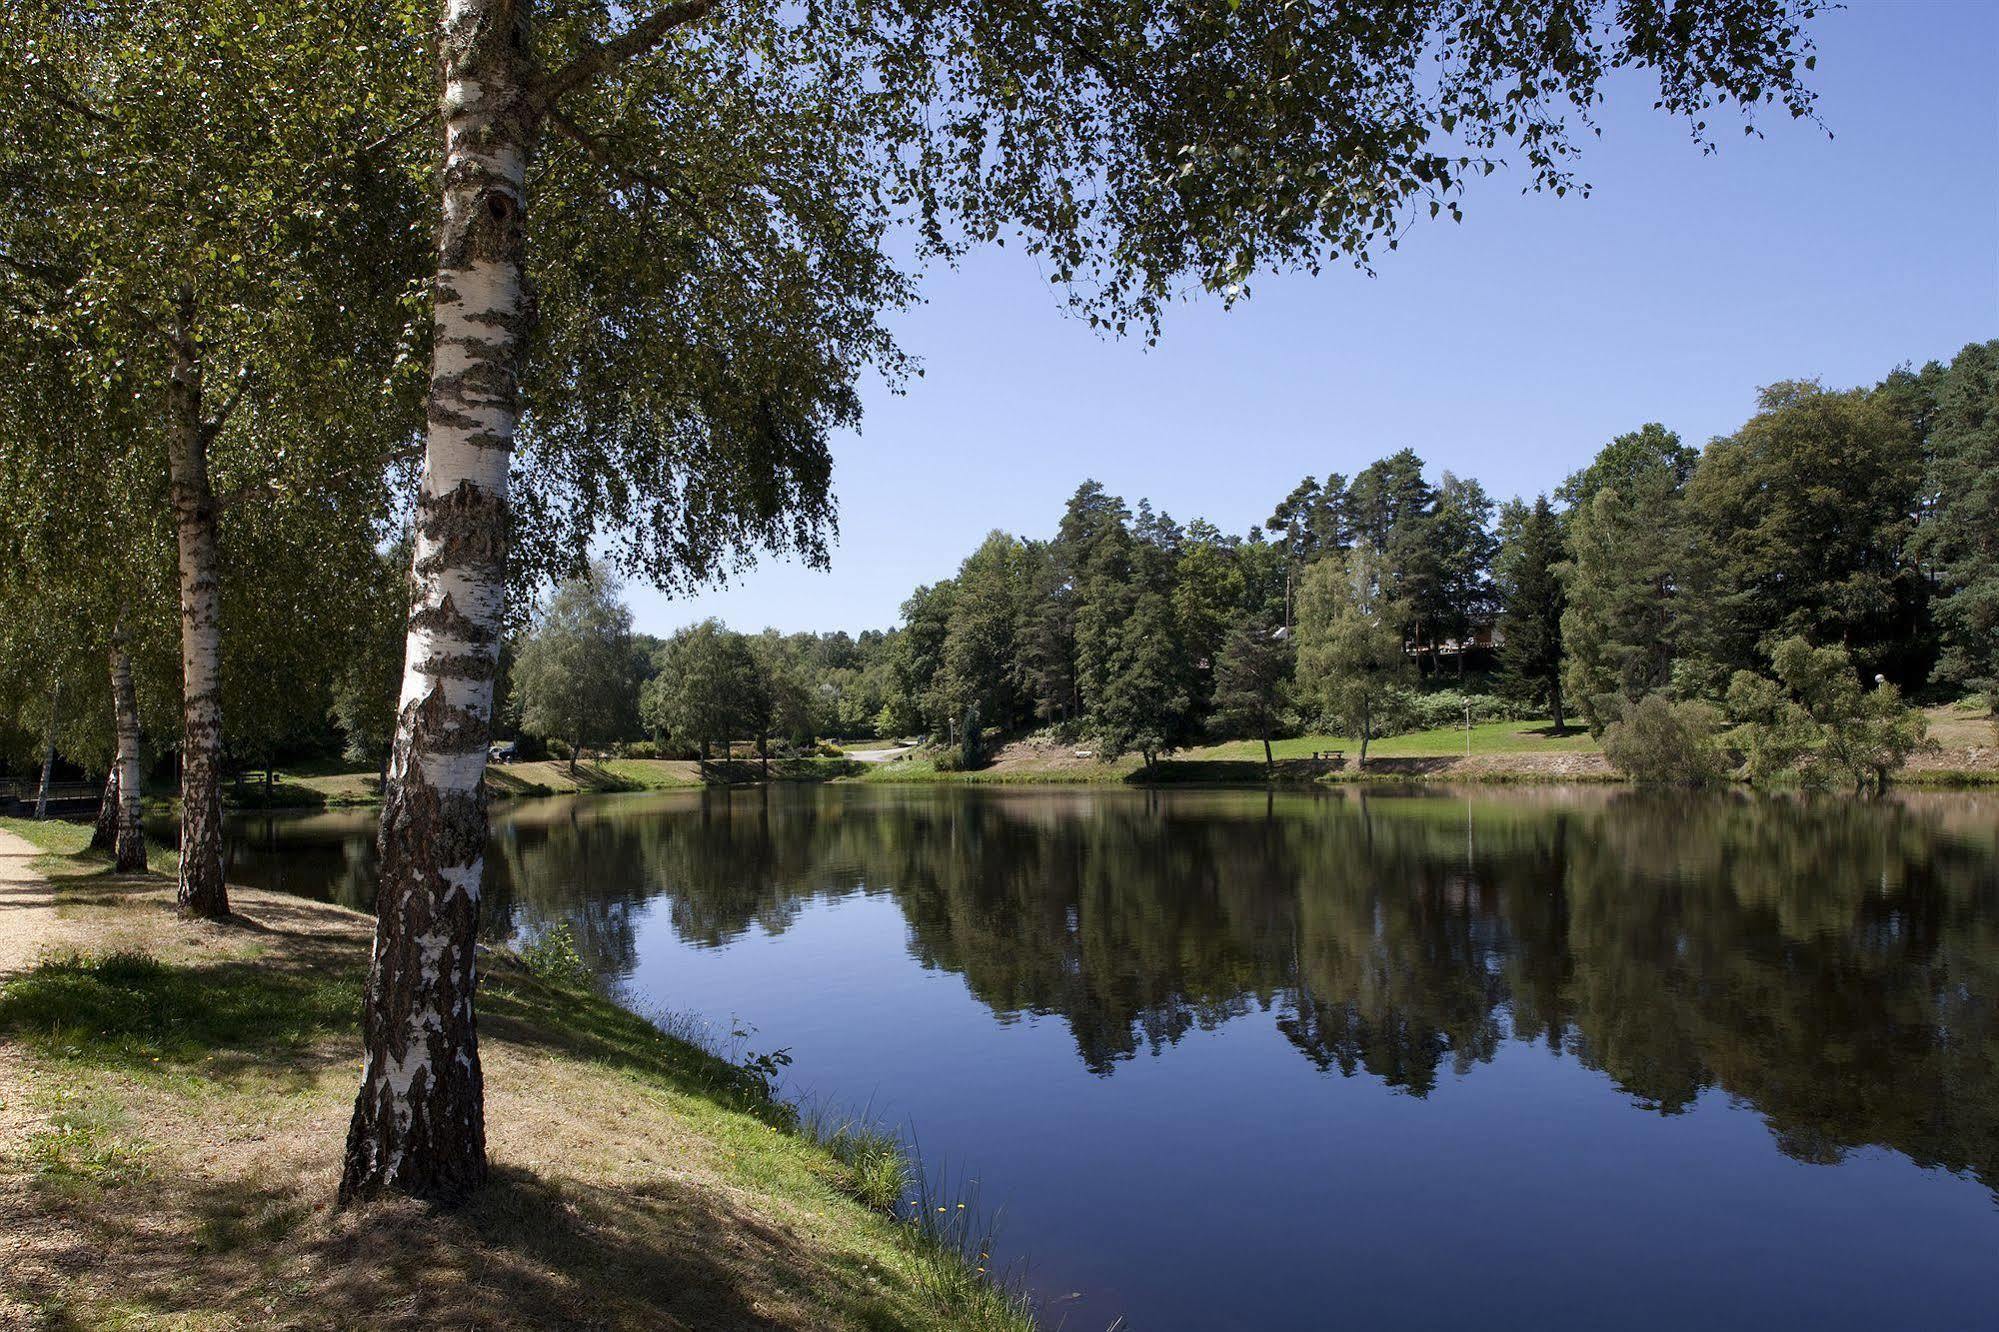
[110,638,146,873]
[33,681,57,820]
[341,0,532,1202]
[168,301,229,918]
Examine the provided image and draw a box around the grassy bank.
[856,704,1998,788]
[156,702,1994,811]
[176,755,871,812]
[0,822,1031,1331]
[859,718,1617,786]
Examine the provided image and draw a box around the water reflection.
[218,786,1999,1196]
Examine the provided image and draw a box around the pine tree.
[1495,496,1569,731]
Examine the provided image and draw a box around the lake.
[212,785,1999,1330]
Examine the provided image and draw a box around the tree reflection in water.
[224,786,1999,1193]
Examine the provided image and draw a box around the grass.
[1186,718,1600,762]
[0,832,1035,1331]
[0,814,181,879]
[853,718,1606,787]
[171,756,870,811]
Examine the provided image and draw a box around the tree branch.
[546,108,752,274]
[548,108,685,200]
[215,441,423,513]
[200,367,253,446]
[533,0,721,111]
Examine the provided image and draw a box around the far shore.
[103,704,1999,815]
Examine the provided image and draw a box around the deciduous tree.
[511,568,639,774]
[1295,543,1412,770]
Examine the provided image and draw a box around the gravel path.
[0,826,58,980]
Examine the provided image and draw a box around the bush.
[1601,694,1731,786]
[1725,638,1931,790]
[620,739,661,759]
[1404,690,1527,732]
[520,922,593,989]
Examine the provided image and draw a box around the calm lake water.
[213,785,1999,1330]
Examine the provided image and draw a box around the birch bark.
[341,0,532,1202]
[110,638,147,873]
[168,304,229,918]
[33,681,57,820]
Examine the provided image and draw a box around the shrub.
[1724,637,1931,790]
[520,922,593,989]
[960,703,983,769]
[1601,694,1730,786]
[620,739,661,760]
[1405,690,1525,732]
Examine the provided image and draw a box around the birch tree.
[1296,543,1413,770]
[345,0,1825,1200]
[1,1,433,914]
[0,302,177,863]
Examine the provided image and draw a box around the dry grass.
[0,837,1032,1332]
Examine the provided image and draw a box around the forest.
[426,341,1995,779]
[13,345,1991,790]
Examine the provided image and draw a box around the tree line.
[570,343,1990,777]
[0,0,1833,1206]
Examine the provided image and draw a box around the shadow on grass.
[1123,757,1345,785]
[20,1153,924,1331]
[0,941,361,1086]
[696,758,867,785]
[485,762,651,799]
[0,906,992,1329]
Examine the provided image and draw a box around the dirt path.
[0,826,64,1229]
[0,826,60,980]
[846,745,916,764]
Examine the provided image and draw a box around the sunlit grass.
[0,815,179,878]
[1188,719,1597,762]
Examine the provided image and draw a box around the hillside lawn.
[134,701,1994,809]
[0,819,1029,1332]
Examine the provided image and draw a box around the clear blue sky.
[629,0,1998,639]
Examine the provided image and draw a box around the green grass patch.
[0,815,178,877]
[1187,718,1598,762]
[23,1093,149,1187]
[0,950,360,1076]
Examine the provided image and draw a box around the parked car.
[489,741,518,764]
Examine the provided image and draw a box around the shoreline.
[154,746,1999,815]
[0,820,1032,1330]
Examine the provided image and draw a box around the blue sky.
[629,0,1998,638]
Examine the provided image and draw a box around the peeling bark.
[342,0,534,1203]
[110,638,146,873]
[168,301,229,918]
